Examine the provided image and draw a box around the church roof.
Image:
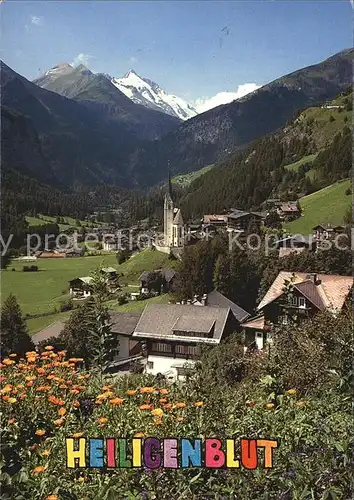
[173,208,184,225]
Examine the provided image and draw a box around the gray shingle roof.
[133,303,231,344]
[206,290,250,322]
[110,312,142,336]
[31,321,65,345]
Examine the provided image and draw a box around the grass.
[172,164,214,187]
[283,153,318,172]
[26,215,103,231]
[106,293,172,313]
[2,249,178,333]
[284,179,351,235]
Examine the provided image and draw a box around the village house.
[313,223,345,242]
[226,209,265,232]
[242,271,353,350]
[139,268,178,295]
[69,277,94,299]
[277,202,300,221]
[274,235,316,258]
[202,214,228,229]
[132,303,241,380]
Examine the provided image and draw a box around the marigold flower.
[36,368,46,375]
[134,432,145,438]
[72,432,83,438]
[8,418,16,424]
[16,384,24,389]
[53,418,65,426]
[27,357,36,363]
[2,395,10,401]
[32,466,46,474]
[58,408,67,416]
[70,389,80,395]
[35,429,46,436]
[140,387,154,393]
[164,403,173,409]
[153,418,163,425]
[7,397,17,404]
[194,402,204,407]
[295,401,306,407]
[98,417,108,425]
[159,388,169,395]
[45,346,54,351]
[102,385,113,391]
[176,416,184,422]
[109,397,124,406]
[73,400,80,408]
[1,384,13,394]
[286,389,297,396]
[25,376,37,381]
[26,381,34,387]
[175,402,186,408]
[41,450,51,456]
[3,359,15,366]
[159,398,167,404]
[140,404,151,410]
[245,400,256,407]
[126,390,137,396]
[265,403,275,409]
[46,495,58,500]
[59,384,67,389]
[151,408,164,417]
[36,386,51,392]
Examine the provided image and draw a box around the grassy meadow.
[2,250,177,334]
[284,179,351,234]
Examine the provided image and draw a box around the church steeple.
[167,161,173,200]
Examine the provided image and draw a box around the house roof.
[69,276,93,286]
[242,316,265,330]
[110,312,142,336]
[161,268,177,282]
[173,209,184,225]
[31,321,65,345]
[279,203,299,212]
[257,271,353,312]
[293,281,326,311]
[206,290,250,322]
[133,303,231,344]
[279,247,306,258]
[203,215,228,224]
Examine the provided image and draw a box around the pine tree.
[0,294,34,356]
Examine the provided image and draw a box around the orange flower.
[16,384,24,389]
[102,385,113,391]
[175,402,186,408]
[151,408,164,418]
[59,384,67,389]
[27,357,36,363]
[140,387,154,393]
[109,397,124,406]
[8,418,16,424]
[2,395,10,401]
[159,388,169,395]
[48,395,65,405]
[265,403,275,410]
[72,432,83,438]
[36,367,46,375]
[19,393,26,400]
[70,389,80,395]
[46,495,58,500]
[126,390,137,396]
[134,432,145,438]
[35,429,46,436]
[139,404,151,411]
[73,400,80,408]
[25,376,37,381]
[245,400,256,407]
[41,450,51,456]
[96,391,113,400]
[32,466,47,474]
[1,384,13,394]
[194,402,204,407]
[3,359,15,366]
[26,381,34,387]
[153,418,163,425]
[45,346,54,351]
[159,398,167,404]
[164,403,173,409]
[58,408,67,416]
[36,386,51,392]
[98,417,108,425]
[53,418,65,426]
[176,416,184,422]
[286,389,297,396]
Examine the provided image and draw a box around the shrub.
[59,297,74,312]
[118,294,128,306]
[22,265,38,272]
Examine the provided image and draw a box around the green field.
[284,153,318,172]
[2,249,178,333]
[172,164,214,187]
[25,215,102,231]
[284,179,351,234]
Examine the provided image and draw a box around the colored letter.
[163,439,178,468]
[205,439,225,468]
[132,439,142,467]
[257,439,278,468]
[144,438,162,469]
[241,439,257,469]
[226,439,240,468]
[181,439,202,467]
[90,439,104,467]
[66,438,86,468]
[119,439,132,468]
[106,439,116,468]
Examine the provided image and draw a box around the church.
[155,175,185,255]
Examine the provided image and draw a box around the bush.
[118,295,128,306]
[345,187,352,195]
[59,297,74,312]
[22,265,38,272]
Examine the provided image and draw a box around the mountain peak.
[44,62,73,76]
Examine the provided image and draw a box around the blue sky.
[1,1,352,102]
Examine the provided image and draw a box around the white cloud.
[31,15,44,26]
[129,56,138,65]
[194,83,261,113]
[70,53,94,67]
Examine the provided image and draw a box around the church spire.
[167,161,173,200]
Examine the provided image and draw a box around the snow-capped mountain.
[111,70,197,121]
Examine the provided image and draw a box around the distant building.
[226,209,265,232]
[69,277,94,299]
[277,202,300,221]
[139,268,178,294]
[274,235,316,258]
[313,223,345,242]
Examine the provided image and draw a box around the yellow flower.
[3,359,15,366]
[53,418,65,426]
[41,450,51,456]
[153,418,163,425]
[295,401,307,407]
[35,429,46,436]
[151,408,164,418]
[7,397,17,404]
[58,408,67,416]
[32,465,47,474]
[1,385,13,394]
[286,389,297,396]
[194,401,204,407]
[176,416,184,422]
[265,403,275,410]
[126,390,137,396]
[140,386,154,393]
[98,417,108,425]
[134,432,145,438]
[102,385,113,391]
[72,432,83,438]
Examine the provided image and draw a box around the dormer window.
[298,297,306,308]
